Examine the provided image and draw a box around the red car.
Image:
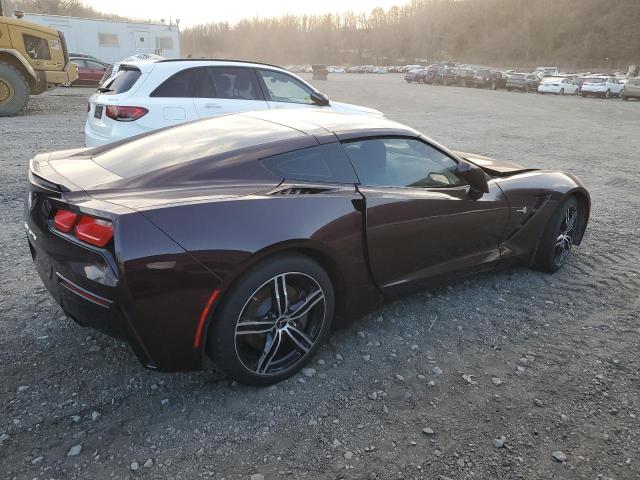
[70,57,110,86]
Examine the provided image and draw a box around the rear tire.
[0,62,29,116]
[207,254,335,386]
[532,197,580,273]
[622,95,628,101]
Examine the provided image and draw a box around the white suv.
[580,76,624,98]
[85,59,384,146]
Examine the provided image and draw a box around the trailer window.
[98,33,119,47]
[23,34,51,60]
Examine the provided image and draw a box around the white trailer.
[22,13,180,64]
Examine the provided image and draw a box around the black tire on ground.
[605,89,611,99]
[0,62,29,116]
[207,254,335,386]
[532,196,580,273]
[559,88,565,95]
[622,95,628,101]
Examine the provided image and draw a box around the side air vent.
[271,186,335,195]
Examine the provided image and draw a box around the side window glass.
[150,68,200,98]
[86,60,105,70]
[344,138,466,188]
[261,143,358,184]
[258,69,314,104]
[196,67,262,100]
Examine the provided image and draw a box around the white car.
[580,76,624,98]
[537,77,579,95]
[85,59,384,147]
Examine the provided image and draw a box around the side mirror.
[310,91,330,106]
[455,159,489,194]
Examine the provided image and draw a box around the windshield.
[584,77,607,83]
[541,77,563,83]
[510,74,525,79]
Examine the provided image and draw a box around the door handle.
[204,103,221,109]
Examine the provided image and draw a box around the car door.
[344,137,510,292]
[193,67,268,118]
[256,69,320,111]
[84,60,108,85]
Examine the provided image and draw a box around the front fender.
[495,170,590,262]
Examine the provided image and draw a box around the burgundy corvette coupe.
[25,110,589,385]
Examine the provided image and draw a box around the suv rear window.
[104,68,142,95]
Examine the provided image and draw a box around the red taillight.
[53,209,78,233]
[105,105,148,122]
[74,217,114,247]
[52,209,113,247]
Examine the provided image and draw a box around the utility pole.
[0,0,5,17]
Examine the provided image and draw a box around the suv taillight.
[105,105,148,122]
[53,209,113,247]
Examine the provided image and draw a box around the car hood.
[455,151,538,177]
[328,101,384,117]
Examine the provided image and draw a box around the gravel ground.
[1,75,639,480]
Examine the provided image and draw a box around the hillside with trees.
[181,0,639,70]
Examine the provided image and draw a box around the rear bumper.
[26,231,157,368]
[27,232,156,369]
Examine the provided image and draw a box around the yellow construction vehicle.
[0,10,78,115]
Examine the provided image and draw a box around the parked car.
[506,73,539,92]
[537,76,579,95]
[69,57,110,86]
[404,68,426,83]
[455,67,476,87]
[85,59,384,147]
[580,76,623,98]
[621,78,640,101]
[26,109,590,385]
[472,69,507,89]
[535,66,560,78]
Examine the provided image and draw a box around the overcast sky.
[81,0,403,27]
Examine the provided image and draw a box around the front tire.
[0,62,29,116]
[605,89,611,99]
[533,197,580,273]
[207,254,335,386]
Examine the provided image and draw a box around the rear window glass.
[93,115,304,178]
[151,68,200,97]
[105,68,142,94]
[261,143,358,184]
